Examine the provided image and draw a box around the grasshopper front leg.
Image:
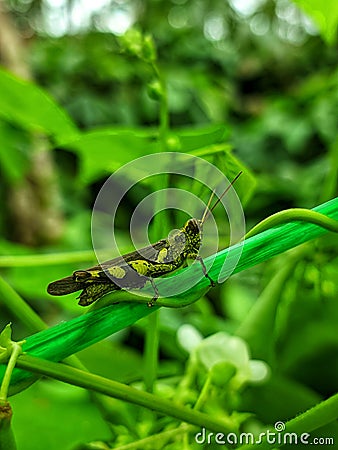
[148,278,160,307]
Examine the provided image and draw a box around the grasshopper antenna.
[201,171,242,224]
[200,190,216,224]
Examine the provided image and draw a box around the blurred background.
[0,0,337,448]
[1,0,337,243]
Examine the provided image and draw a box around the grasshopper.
[47,172,242,307]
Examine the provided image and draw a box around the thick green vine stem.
[245,208,338,239]
[14,354,237,434]
[0,197,337,393]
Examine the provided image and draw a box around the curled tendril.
[245,208,338,240]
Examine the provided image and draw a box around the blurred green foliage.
[0,0,337,448]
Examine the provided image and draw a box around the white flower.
[177,323,203,353]
[192,331,269,387]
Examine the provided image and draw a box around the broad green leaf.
[0,67,78,143]
[175,124,229,151]
[61,128,160,184]
[188,143,256,206]
[61,125,229,184]
[292,0,338,44]
[0,121,29,183]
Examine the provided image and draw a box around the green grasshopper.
[47,172,241,307]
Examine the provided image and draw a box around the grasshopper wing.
[47,239,168,297]
[47,275,86,296]
[99,239,168,268]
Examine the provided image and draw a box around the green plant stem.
[237,392,338,449]
[245,208,338,239]
[0,343,22,404]
[151,62,169,148]
[0,276,47,333]
[193,375,212,412]
[14,354,236,434]
[143,311,159,393]
[0,250,97,267]
[143,60,170,393]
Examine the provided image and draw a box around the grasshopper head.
[184,218,202,236]
[183,218,203,253]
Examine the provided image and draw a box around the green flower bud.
[147,79,163,101]
[143,34,157,62]
[209,361,237,388]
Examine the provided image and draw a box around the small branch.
[14,354,236,434]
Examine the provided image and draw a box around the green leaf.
[0,121,29,183]
[191,144,256,205]
[61,124,229,185]
[0,67,78,143]
[0,324,14,356]
[175,124,229,151]
[61,128,160,184]
[292,0,338,44]
[235,262,298,362]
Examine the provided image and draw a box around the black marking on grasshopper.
[47,172,242,307]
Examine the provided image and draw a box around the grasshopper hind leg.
[78,283,119,306]
[147,278,160,307]
[196,256,216,287]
